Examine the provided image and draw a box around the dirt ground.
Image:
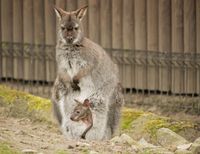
[1,107,200,154]
[0,106,135,154]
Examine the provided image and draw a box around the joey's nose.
[70,116,73,121]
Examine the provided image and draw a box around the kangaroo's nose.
[69,37,73,41]
[66,36,73,42]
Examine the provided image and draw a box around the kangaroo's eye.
[61,26,65,31]
[74,26,79,31]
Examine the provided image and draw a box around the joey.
[70,99,93,139]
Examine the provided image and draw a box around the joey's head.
[70,99,91,122]
[54,6,88,45]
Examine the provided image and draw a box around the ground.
[0,85,199,154]
[0,108,139,154]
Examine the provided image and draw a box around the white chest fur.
[57,50,87,79]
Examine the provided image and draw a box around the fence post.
[147,0,159,93]
[45,0,56,83]
[88,0,100,44]
[122,0,135,90]
[1,0,13,79]
[134,0,147,92]
[112,0,123,84]
[13,0,23,81]
[184,0,196,95]
[77,0,88,37]
[172,0,184,94]
[197,0,200,95]
[0,0,2,81]
[159,0,171,94]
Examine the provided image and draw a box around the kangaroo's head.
[54,6,88,45]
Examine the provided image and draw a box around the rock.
[156,128,189,151]
[110,134,138,145]
[89,150,99,154]
[22,149,38,154]
[76,142,91,147]
[138,138,156,148]
[175,149,192,154]
[177,143,192,150]
[194,137,200,144]
[110,136,121,144]
[189,143,200,154]
[131,145,139,152]
[138,138,173,154]
[131,114,158,141]
[120,134,137,145]
[140,147,174,154]
[68,145,74,149]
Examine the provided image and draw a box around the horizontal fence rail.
[0,42,200,97]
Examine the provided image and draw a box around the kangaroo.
[52,5,124,140]
[70,99,93,139]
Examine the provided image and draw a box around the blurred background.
[0,0,199,98]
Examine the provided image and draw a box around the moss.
[0,142,20,154]
[144,115,194,139]
[0,85,51,112]
[0,85,53,124]
[121,107,144,130]
[81,148,89,154]
[0,85,50,110]
[55,150,69,154]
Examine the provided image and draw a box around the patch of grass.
[121,108,144,130]
[145,115,194,139]
[81,148,89,154]
[0,142,20,154]
[55,150,69,154]
[0,85,51,112]
[0,85,52,123]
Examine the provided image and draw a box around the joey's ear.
[74,5,88,21]
[54,6,66,20]
[83,99,90,107]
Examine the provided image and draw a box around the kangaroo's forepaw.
[71,82,80,91]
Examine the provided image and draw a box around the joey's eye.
[76,110,80,114]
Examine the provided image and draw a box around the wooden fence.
[0,0,200,97]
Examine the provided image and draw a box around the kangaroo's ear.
[83,99,90,107]
[75,5,88,21]
[54,6,66,20]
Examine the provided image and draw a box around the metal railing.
[0,42,200,97]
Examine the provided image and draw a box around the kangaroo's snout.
[65,36,74,43]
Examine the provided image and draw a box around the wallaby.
[70,99,93,139]
[52,5,124,140]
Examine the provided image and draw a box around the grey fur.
[52,6,124,140]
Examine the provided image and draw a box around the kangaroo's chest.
[58,50,87,78]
